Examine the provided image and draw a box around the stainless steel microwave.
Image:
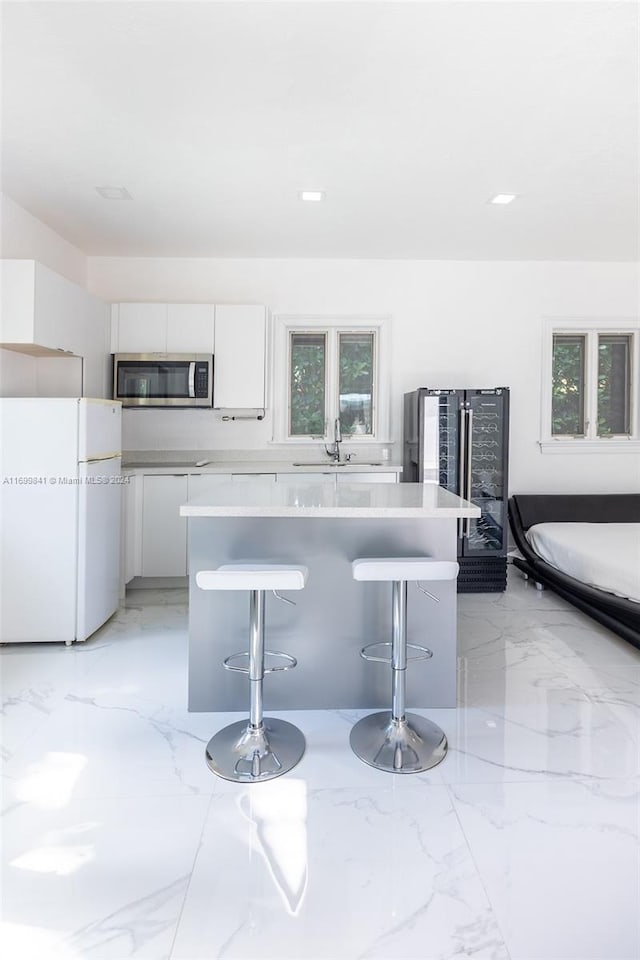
[113,354,213,407]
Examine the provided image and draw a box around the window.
[289,332,327,436]
[542,318,639,451]
[274,316,390,442]
[551,334,586,436]
[598,335,631,435]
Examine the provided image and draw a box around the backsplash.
[122,407,272,451]
[122,408,394,461]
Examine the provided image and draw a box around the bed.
[508,494,640,650]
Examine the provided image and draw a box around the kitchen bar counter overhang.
[180,479,479,519]
[183,481,479,712]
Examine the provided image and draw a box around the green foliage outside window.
[289,330,376,437]
[339,333,374,435]
[289,334,326,436]
[598,337,630,436]
[552,336,584,435]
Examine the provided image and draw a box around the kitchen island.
[181,480,479,710]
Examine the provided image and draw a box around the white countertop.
[180,479,480,519]
[122,449,402,474]
[122,453,402,474]
[122,458,400,475]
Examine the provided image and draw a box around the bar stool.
[350,557,459,774]
[195,563,308,782]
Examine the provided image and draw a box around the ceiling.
[1,1,638,260]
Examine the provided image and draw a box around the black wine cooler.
[403,387,510,592]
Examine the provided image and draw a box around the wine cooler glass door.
[463,390,509,556]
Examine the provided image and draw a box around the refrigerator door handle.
[188,362,196,398]
[458,405,467,538]
[464,407,474,537]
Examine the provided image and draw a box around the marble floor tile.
[0,641,111,762]
[171,782,509,960]
[458,568,575,613]
[2,703,446,805]
[450,779,640,960]
[563,661,640,746]
[1,793,211,960]
[1,692,216,803]
[1,574,638,960]
[419,702,639,786]
[527,616,640,668]
[78,624,190,710]
[124,587,189,609]
[457,647,582,707]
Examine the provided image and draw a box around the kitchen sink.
[292,461,383,467]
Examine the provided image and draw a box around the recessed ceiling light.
[490,194,518,205]
[96,186,132,200]
[299,191,325,202]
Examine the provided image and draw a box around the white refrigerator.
[1,398,122,643]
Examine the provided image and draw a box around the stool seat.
[352,557,459,582]
[197,564,308,592]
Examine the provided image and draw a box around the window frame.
[540,317,640,453]
[272,314,391,443]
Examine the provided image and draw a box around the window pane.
[598,336,631,436]
[552,335,585,436]
[289,333,326,436]
[339,333,374,435]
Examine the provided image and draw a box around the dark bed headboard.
[510,494,640,531]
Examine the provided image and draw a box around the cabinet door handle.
[464,408,474,538]
[458,405,466,538]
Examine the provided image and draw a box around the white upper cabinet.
[1,260,110,397]
[112,302,216,355]
[167,304,215,354]
[111,303,168,353]
[213,305,267,409]
[1,259,81,355]
[110,300,267,408]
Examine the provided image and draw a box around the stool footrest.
[223,650,297,674]
[360,641,433,664]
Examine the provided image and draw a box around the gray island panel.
[182,481,479,711]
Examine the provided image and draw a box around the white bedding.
[525,522,640,604]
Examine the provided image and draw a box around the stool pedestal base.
[205,717,305,782]
[349,711,447,774]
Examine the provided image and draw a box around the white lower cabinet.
[277,472,336,485]
[134,473,276,579]
[187,474,232,500]
[141,475,189,577]
[122,473,143,585]
[336,472,398,483]
[126,470,396,581]
[277,472,398,485]
[232,473,276,482]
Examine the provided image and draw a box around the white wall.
[0,193,86,286]
[1,193,89,393]
[0,349,37,396]
[88,256,640,494]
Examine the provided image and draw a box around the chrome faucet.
[325,418,345,462]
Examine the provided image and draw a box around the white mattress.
[525,522,640,604]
